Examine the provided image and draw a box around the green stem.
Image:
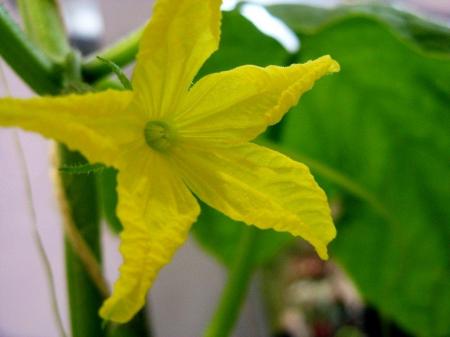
[59,182,109,299]
[17,0,70,61]
[58,146,104,337]
[82,26,144,82]
[204,227,259,337]
[0,5,61,94]
[107,307,152,337]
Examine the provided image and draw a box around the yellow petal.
[0,90,142,166]
[175,56,339,147]
[100,147,200,323]
[172,143,336,259]
[132,0,222,119]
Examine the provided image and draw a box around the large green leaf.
[192,11,295,268]
[267,4,450,336]
[268,3,450,55]
[198,10,289,73]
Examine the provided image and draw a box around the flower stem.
[204,226,259,337]
[82,26,144,82]
[57,146,105,337]
[107,307,152,337]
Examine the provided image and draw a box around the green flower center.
[144,120,176,152]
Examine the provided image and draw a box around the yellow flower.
[0,0,338,323]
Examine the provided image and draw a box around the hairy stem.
[57,146,105,337]
[0,5,61,94]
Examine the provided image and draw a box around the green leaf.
[192,11,294,267]
[269,5,449,336]
[268,3,450,56]
[197,10,290,76]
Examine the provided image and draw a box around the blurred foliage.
[268,3,450,55]
[194,203,294,268]
[192,5,450,337]
[197,10,289,74]
[269,4,450,337]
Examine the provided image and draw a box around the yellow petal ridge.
[100,150,200,323]
[132,0,222,119]
[172,143,336,260]
[175,55,339,147]
[0,90,138,166]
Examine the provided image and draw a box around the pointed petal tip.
[326,56,340,73]
[318,249,329,260]
[99,297,138,324]
[314,224,337,261]
[314,55,340,73]
[99,301,124,324]
[315,242,331,260]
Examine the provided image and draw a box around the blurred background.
[0,0,448,336]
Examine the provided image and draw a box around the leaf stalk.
[204,227,259,337]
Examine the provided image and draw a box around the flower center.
[144,120,175,152]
